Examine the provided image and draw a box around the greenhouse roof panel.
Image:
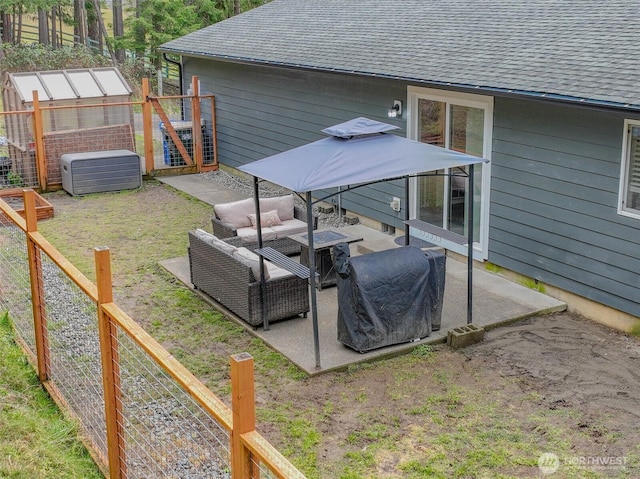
[10,67,132,103]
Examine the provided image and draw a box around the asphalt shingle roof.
[161,0,640,110]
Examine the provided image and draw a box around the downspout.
[163,52,183,95]
[163,53,184,119]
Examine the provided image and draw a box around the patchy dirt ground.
[38,183,640,478]
[267,311,640,478]
[467,313,640,468]
[471,314,640,433]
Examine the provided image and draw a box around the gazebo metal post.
[252,177,270,331]
[404,176,410,245]
[305,192,321,369]
[467,164,474,324]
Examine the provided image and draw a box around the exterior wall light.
[388,100,402,118]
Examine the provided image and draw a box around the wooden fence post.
[190,76,203,171]
[24,189,49,381]
[142,78,154,175]
[231,352,258,479]
[210,95,219,170]
[31,91,47,191]
[95,247,126,479]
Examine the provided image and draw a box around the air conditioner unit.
[61,150,141,196]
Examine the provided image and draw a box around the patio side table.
[289,229,363,290]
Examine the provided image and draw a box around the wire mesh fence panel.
[251,455,280,479]
[198,96,217,168]
[115,327,232,478]
[0,215,36,355]
[42,103,138,186]
[152,97,200,170]
[0,111,38,188]
[38,250,109,461]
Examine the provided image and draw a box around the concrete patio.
[158,174,567,375]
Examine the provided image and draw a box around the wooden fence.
[0,189,306,478]
[0,77,217,191]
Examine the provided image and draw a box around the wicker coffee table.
[289,229,363,289]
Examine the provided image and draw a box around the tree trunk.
[38,9,49,45]
[87,0,99,50]
[50,7,57,47]
[92,0,117,64]
[59,7,64,46]
[133,0,144,59]
[112,0,125,62]
[16,7,22,44]
[233,0,240,15]
[74,0,86,45]
[1,13,12,44]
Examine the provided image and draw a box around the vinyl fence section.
[0,190,306,479]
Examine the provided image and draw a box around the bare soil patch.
[266,312,640,478]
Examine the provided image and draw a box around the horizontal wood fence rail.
[30,230,98,299]
[39,100,145,110]
[0,189,306,479]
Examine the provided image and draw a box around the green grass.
[519,276,547,293]
[257,402,322,478]
[0,312,103,479]
[485,262,503,273]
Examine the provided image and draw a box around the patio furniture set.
[188,193,446,352]
[189,194,315,326]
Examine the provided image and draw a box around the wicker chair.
[188,232,310,327]
[212,202,318,256]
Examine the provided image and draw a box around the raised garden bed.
[0,189,54,221]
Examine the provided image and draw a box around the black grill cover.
[334,244,446,353]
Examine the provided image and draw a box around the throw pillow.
[247,210,282,229]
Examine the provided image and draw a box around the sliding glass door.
[408,87,492,256]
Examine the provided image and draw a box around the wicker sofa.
[188,229,310,327]
[212,194,317,256]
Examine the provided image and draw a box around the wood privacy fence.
[0,77,217,191]
[0,189,306,479]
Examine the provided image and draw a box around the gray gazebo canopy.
[239,117,487,369]
[239,117,483,191]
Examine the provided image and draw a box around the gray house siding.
[490,97,640,316]
[183,58,409,229]
[181,57,639,317]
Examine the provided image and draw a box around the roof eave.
[159,48,640,113]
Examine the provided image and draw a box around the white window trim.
[618,119,640,220]
[406,86,493,260]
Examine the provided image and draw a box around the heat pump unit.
[61,150,141,196]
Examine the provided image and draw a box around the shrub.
[0,43,112,73]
